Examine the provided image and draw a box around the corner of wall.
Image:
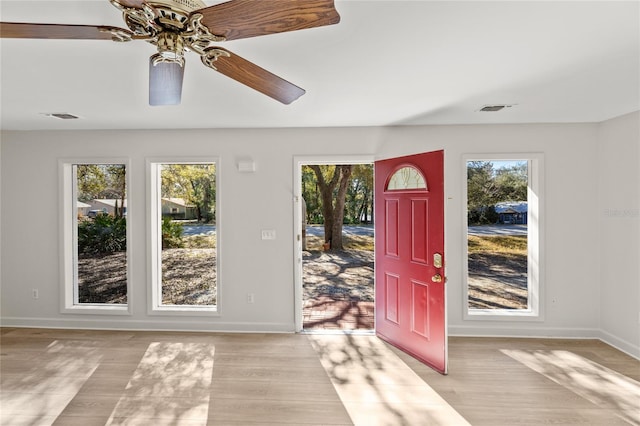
[596,111,640,359]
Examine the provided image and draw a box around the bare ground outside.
[78,233,216,305]
[467,234,528,309]
[78,252,127,304]
[78,229,526,311]
[303,233,374,330]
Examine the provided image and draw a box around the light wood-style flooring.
[1,328,638,425]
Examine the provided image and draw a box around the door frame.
[293,155,375,332]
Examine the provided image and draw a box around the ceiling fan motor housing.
[148,0,207,14]
[148,0,207,30]
[154,31,185,65]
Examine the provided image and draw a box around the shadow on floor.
[303,294,374,331]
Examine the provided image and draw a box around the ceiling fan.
[0,0,340,106]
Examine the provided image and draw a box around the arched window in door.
[385,165,428,191]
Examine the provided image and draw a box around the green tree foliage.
[345,165,374,224]
[303,164,373,250]
[76,164,127,217]
[105,165,127,218]
[76,165,107,202]
[77,214,126,254]
[302,165,374,226]
[162,217,184,249]
[495,163,527,201]
[301,166,323,224]
[467,161,528,225]
[161,164,216,223]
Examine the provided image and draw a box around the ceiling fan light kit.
[149,59,185,105]
[1,0,341,106]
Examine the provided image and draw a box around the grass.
[182,235,216,249]
[468,235,526,258]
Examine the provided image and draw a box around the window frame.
[147,158,221,316]
[462,153,545,321]
[59,158,132,315]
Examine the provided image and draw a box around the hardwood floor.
[1,328,638,425]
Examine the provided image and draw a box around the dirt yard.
[467,234,528,309]
[78,248,216,305]
[78,252,127,304]
[467,252,527,309]
[303,249,374,302]
[78,230,526,311]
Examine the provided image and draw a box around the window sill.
[465,309,542,322]
[149,306,220,317]
[62,304,131,316]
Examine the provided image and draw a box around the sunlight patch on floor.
[502,349,640,425]
[0,340,102,424]
[106,342,215,425]
[308,334,471,426]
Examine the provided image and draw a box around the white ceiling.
[1,0,638,131]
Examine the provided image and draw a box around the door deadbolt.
[433,253,442,268]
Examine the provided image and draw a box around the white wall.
[0,121,637,357]
[597,111,640,357]
[0,128,381,332]
[376,124,602,338]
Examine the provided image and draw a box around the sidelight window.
[148,160,218,313]
[60,160,130,314]
[463,154,543,319]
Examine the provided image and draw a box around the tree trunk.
[202,179,211,222]
[331,166,352,249]
[309,165,353,250]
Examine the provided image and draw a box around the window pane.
[158,163,217,306]
[466,160,528,310]
[75,164,127,304]
[386,166,427,191]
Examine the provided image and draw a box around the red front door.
[374,150,447,374]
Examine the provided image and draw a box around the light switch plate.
[261,229,276,240]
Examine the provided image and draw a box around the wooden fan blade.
[207,48,305,104]
[0,22,127,40]
[112,0,146,9]
[149,58,185,106]
[196,0,340,41]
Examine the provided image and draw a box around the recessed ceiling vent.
[43,113,81,120]
[479,104,513,112]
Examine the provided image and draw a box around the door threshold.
[300,329,375,336]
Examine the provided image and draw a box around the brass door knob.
[431,273,443,283]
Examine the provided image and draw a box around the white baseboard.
[0,316,296,333]
[3,317,638,360]
[449,325,640,360]
[597,329,640,360]
[448,324,598,339]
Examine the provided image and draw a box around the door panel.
[385,273,400,324]
[385,199,399,257]
[411,279,430,338]
[375,150,446,374]
[411,199,429,264]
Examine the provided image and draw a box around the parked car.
[87,210,107,218]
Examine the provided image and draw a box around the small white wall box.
[237,160,256,172]
[261,230,276,240]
